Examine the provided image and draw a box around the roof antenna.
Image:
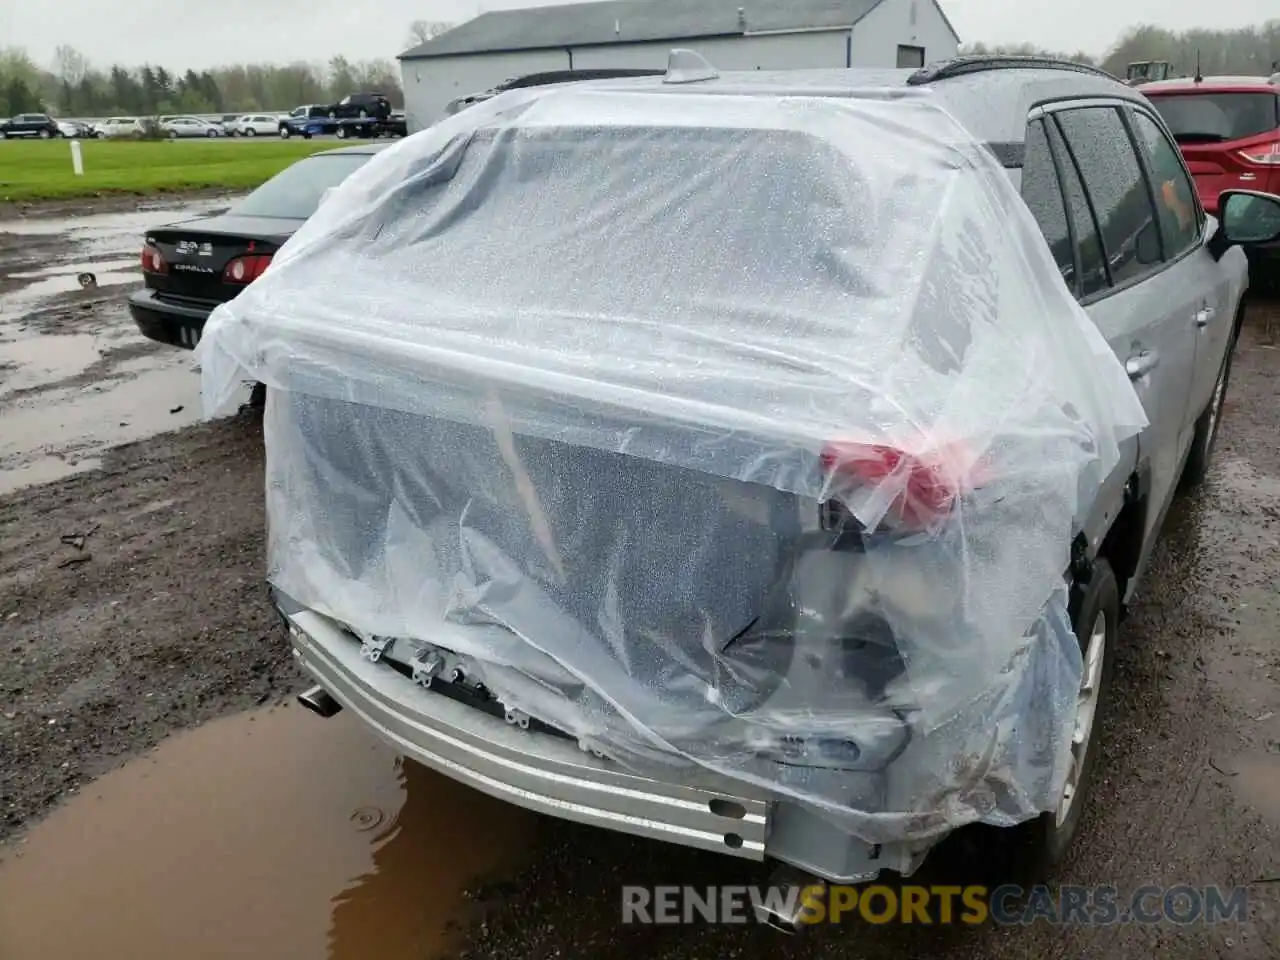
[1194,49,1202,84]
[664,49,719,84]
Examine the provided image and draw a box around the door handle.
[1125,351,1160,380]
[1194,306,1216,327]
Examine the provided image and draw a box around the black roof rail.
[497,69,664,92]
[907,55,1118,86]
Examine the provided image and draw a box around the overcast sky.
[1,0,1275,72]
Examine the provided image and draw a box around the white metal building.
[399,0,961,129]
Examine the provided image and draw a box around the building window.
[896,45,925,68]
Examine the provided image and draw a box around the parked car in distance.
[227,114,280,137]
[279,105,338,139]
[161,116,223,138]
[55,119,93,138]
[0,113,60,139]
[1143,75,1280,288]
[92,117,143,138]
[384,111,408,137]
[130,143,389,351]
[325,92,392,120]
[254,55,1280,919]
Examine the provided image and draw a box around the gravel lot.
[0,196,1276,959]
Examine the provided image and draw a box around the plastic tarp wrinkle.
[198,81,1147,845]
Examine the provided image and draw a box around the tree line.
[963,20,1279,77]
[2,19,1278,120]
[0,46,404,118]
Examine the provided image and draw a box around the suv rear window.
[1147,92,1280,143]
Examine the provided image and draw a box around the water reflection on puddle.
[0,705,536,959]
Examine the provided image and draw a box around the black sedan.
[129,144,389,351]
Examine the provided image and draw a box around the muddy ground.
[0,196,1278,959]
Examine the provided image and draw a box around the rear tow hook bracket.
[503,705,531,730]
[360,635,393,664]
[411,649,445,688]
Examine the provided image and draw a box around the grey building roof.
[400,0,959,60]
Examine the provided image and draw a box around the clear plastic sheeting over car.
[197,79,1147,845]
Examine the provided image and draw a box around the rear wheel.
[206,129,217,138]
[1179,325,1237,492]
[279,126,291,139]
[1012,558,1118,873]
[39,129,52,139]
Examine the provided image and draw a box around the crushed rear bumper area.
[282,605,772,860]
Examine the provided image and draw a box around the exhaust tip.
[752,866,826,934]
[297,685,343,718]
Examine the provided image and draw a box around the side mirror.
[1209,189,1280,260]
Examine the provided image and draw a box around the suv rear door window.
[1055,107,1162,290]
[1148,92,1279,144]
[1044,118,1108,298]
[1020,119,1076,291]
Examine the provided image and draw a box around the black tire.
[1179,324,1238,493]
[336,126,349,140]
[39,129,52,139]
[95,131,106,139]
[1012,558,1119,874]
[279,126,291,139]
[206,129,217,138]
[246,127,256,137]
[303,132,312,140]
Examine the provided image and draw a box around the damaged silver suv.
[197,53,1280,915]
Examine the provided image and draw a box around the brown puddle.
[0,704,536,960]
[1232,754,1280,825]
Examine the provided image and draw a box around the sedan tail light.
[1239,141,1280,165]
[819,439,986,534]
[223,254,273,284]
[140,245,168,275]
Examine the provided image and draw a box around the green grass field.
[0,139,339,202]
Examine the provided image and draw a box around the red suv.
[1142,76,1280,213]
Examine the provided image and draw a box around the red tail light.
[819,440,985,533]
[141,245,168,275]
[223,254,273,284]
[1239,141,1280,165]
